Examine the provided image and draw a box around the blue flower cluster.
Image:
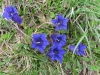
[31,14,86,63]
[31,33,66,63]
[2,6,86,64]
[69,43,86,56]
[47,34,66,63]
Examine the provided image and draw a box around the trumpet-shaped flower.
[51,34,66,47]
[31,33,49,53]
[2,5,22,24]
[47,46,66,63]
[51,14,68,31]
[69,43,86,56]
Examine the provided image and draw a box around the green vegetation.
[0,0,100,75]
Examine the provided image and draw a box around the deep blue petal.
[63,26,67,30]
[61,35,66,45]
[4,7,13,14]
[51,34,57,41]
[56,55,63,63]
[78,43,83,47]
[42,44,47,50]
[63,18,68,25]
[60,50,66,55]
[57,14,64,20]
[41,34,49,46]
[81,52,85,56]
[2,12,11,20]
[53,42,64,47]
[52,34,57,40]
[57,42,63,47]
[47,50,53,58]
[51,19,57,25]
[56,24,67,30]
[40,33,49,45]
[61,40,66,46]
[55,27,60,31]
[49,50,56,60]
[51,56,56,60]
[69,45,76,52]
[31,42,36,48]
[58,54,63,59]
[44,41,49,46]
[60,25,67,30]
[40,33,46,38]
[79,45,86,51]
[10,5,18,13]
[11,13,22,24]
[81,51,85,56]
[76,51,80,56]
[58,58,63,63]
[4,7,10,12]
[32,34,39,41]
[5,6,18,13]
[36,46,44,53]
[76,51,85,56]
[62,35,66,41]
[51,15,59,26]
[40,33,46,41]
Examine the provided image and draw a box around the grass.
[0,0,100,75]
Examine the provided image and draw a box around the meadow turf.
[0,0,100,75]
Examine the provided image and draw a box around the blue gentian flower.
[69,43,86,56]
[51,34,66,47]
[47,46,66,63]
[2,5,22,24]
[51,14,68,31]
[31,33,49,53]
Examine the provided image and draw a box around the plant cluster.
[2,5,86,64]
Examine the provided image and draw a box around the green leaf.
[0,72,9,75]
[0,57,11,66]
[87,64,100,71]
[50,12,55,18]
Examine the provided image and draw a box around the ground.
[0,0,100,75]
